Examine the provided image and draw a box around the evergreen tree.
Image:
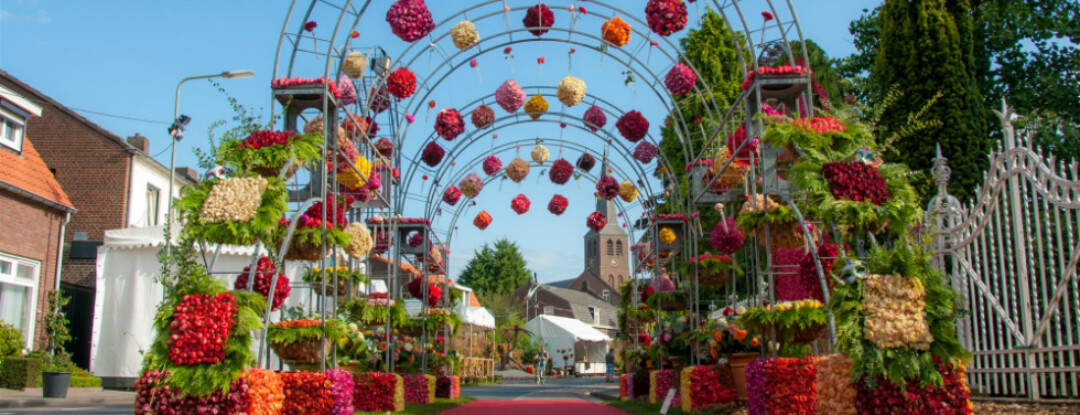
[875,0,989,201]
[457,238,532,296]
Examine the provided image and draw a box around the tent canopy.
[526,315,611,342]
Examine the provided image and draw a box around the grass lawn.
[356,397,477,415]
[605,399,745,415]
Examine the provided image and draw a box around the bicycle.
[535,363,545,384]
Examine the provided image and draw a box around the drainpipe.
[49,211,71,355]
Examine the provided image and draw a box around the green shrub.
[70,373,102,388]
[0,322,24,358]
[0,357,42,390]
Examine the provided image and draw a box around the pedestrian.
[605,347,616,383]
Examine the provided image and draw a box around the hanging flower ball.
[459,173,484,198]
[338,75,357,106]
[616,111,650,142]
[368,86,391,113]
[506,157,531,183]
[386,0,436,43]
[556,75,587,107]
[549,158,574,185]
[421,141,445,167]
[577,153,596,172]
[342,51,368,78]
[522,4,555,37]
[472,105,495,129]
[659,227,677,244]
[435,108,466,140]
[344,222,373,259]
[531,144,550,165]
[450,20,481,50]
[596,175,620,200]
[473,210,492,230]
[442,186,463,206]
[645,0,688,37]
[619,181,638,203]
[601,16,632,47]
[633,141,659,164]
[587,211,607,232]
[583,106,607,132]
[495,79,527,113]
[375,137,394,158]
[524,94,549,120]
[710,217,745,255]
[483,154,503,176]
[655,273,676,293]
[342,114,379,138]
[511,194,531,214]
[548,194,569,215]
[665,63,697,96]
[386,67,417,99]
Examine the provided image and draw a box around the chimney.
[174,167,200,183]
[126,133,149,153]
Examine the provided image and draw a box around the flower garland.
[506,157,531,183]
[353,373,403,412]
[815,354,856,415]
[443,185,463,206]
[645,0,688,36]
[474,210,492,230]
[522,4,554,37]
[531,144,550,165]
[633,141,659,164]
[472,104,495,129]
[198,177,269,224]
[619,181,638,203]
[665,63,697,96]
[511,193,531,214]
[343,222,373,259]
[421,142,445,167]
[710,217,745,255]
[240,369,284,415]
[577,153,596,172]
[496,79,527,113]
[556,75,587,107]
[482,154,503,176]
[326,369,355,415]
[862,273,933,350]
[549,158,574,184]
[596,175,620,200]
[450,20,480,50]
[386,67,417,99]
[271,77,341,98]
[386,0,435,43]
[602,16,632,47]
[583,105,607,132]
[741,65,809,90]
[233,257,290,311]
[281,371,334,415]
[168,293,236,366]
[548,194,569,215]
[587,211,607,232]
[616,110,650,142]
[435,108,466,140]
[342,51,367,78]
[524,94,549,120]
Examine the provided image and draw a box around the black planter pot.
[42,372,71,398]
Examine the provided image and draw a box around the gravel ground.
[973,402,1080,415]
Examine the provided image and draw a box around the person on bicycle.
[534,347,548,384]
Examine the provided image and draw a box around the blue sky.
[0,0,875,284]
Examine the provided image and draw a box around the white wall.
[127,157,187,228]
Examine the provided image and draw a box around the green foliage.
[830,243,970,389]
[174,174,289,247]
[736,302,828,346]
[302,266,368,284]
[0,322,24,358]
[644,292,688,311]
[341,299,407,326]
[734,204,797,232]
[266,319,347,347]
[457,238,532,296]
[42,291,71,360]
[216,131,323,175]
[0,357,41,390]
[70,373,102,388]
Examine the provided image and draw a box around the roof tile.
[0,138,73,210]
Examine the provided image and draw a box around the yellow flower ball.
[659,227,677,244]
[524,94,548,120]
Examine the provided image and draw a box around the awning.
[525,314,611,343]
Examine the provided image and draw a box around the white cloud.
[35,9,48,23]
[0,10,14,22]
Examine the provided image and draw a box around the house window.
[0,253,39,349]
[606,240,614,256]
[0,113,25,153]
[616,241,623,257]
[146,185,161,226]
[602,289,611,302]
[588,306,599,326]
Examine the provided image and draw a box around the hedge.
[0,357,42,390]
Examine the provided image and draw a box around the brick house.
[0,70,196,368]
[513,284,619,338]
[0,84,76,350]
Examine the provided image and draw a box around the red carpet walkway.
[441,400,628,415]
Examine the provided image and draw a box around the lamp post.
[165,70,255,256]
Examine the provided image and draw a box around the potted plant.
[267,307,346,368]
[303,266,368,300]
[709,306,762,400]
[41,291,71,398]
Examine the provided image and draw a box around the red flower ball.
[633,141,659,164]
[583,105,607,132]
[483,154,503,176]
[549,158,574,185]
[474,210,492,230]
[823,161,892,205]
[435,108,466,140]
[375,137,394,158]
[386,67,417,99]
[665,63,697,96]
[233,256,290,311]
[645,0,688,37]
[511,193,531,214]
[368,86,392,113]
[522,4,555,37]
[577,153,596,172]
[304,21,318,32]
[472,104,495,129]
[548,194,569,215]
[442,186,462,206]
[587,211,607,232]
[386,0,435,42]
[421,142,445,167]
[596,175,620,200]
[616,110,650,143]
[709,217,745,255]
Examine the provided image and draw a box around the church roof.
[539,285,618,329]
[545,278,576,288]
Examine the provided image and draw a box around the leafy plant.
[736,300,828,348]
[266,319,347,347]
[0,322,24,359]
[42,291,72,366]
[215,131,323,174]
[173,173,288,247]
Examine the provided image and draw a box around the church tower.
[572,156,629,305]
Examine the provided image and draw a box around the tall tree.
[875,0,989,201]
[457,238,531,296]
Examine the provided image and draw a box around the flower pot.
[697,266,732,287]
[763,323,826,344]
[311,277,355,299]
[271,337,333,364]
[252,163,301,180]
[727,353,759,400]
[284,238,324,261]
[42,372,72,398]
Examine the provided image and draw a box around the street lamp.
[165,70,255,254]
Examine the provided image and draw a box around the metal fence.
[926,102,1080,401]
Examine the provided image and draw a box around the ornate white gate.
[926,102,1080,401]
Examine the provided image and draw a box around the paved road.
[0,404,134,414]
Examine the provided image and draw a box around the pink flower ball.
[632,141,659,164]
[583,105,607,132]
[709,217,745,255]
[548,194,569,215]
[386,0,435,42]
[472,104,495,129]
[495,79,527,113]
[664,63,697,96]
[442,186,462,206]
[482,155,503,176]
[596,175,620,200]
[511,194,531,214]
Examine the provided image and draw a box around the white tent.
[524,314,611,374]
